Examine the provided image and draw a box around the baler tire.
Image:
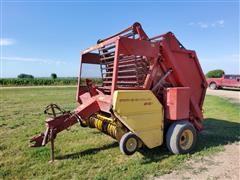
[209,82,217,90]
[166,121,197,154]
[119,132,139,155]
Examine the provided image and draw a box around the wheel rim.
[179,129,193,150]
[126,137,137,152]
[210,83,216,89]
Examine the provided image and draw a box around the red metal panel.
[96,95,112,112]
[75,99,100,119]
[157,33,207,130]
[81,53,100,64]
[118,37,158,57]
[165,87,190,120]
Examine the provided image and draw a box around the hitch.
[30,100,100,161]
[30,104,73,162]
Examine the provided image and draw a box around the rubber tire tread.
[166,121,197,154]
[119,132,139,155]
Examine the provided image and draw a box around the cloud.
[198,22,209,29]
[1,56,67,65]
[189,20,225,29]
[0,38,15,46]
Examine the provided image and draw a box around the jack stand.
[49,138,55,163]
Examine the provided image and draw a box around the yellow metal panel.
[112,90,164,148]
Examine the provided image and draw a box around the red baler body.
[30,23,207,159]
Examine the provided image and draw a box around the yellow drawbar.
[112,90,164,148]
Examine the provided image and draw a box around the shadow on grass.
[138,145,171,164]
[196,118,240,151]
[56,118,239,161]
[139,118,240,164]
[56,142,118,160]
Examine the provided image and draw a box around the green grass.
[0,87,239,179]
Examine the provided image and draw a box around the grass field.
[0,87,239,179]
[0,78,102,87]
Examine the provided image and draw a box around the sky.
[0,0,239,78]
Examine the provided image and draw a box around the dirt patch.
[155,142,240,180]
[207,89,240,104]
[155,90,240,180]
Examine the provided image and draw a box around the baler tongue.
[29,104,72,162]
[30,104,70,146]
[30,100,100,161]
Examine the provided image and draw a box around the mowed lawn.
[0,87,239,179]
